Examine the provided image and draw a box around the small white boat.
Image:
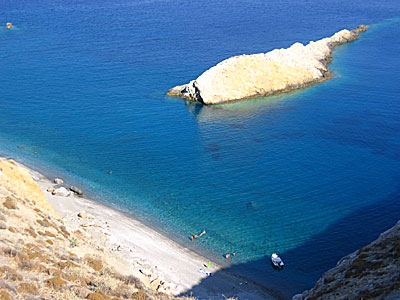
[271,253,284,268]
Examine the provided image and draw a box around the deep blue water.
[1,0,400,297]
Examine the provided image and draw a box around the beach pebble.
[70,186,83,196]
[0,221,7,230]
[55,187,71,197]
[77,211,87,218]
[54,178,64,184]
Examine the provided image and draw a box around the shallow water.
[1,0,400,297]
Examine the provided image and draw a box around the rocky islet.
[167,25,368,104]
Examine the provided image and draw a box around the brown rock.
[46,276,67,289]
[44,230,56,238]
[17,282,39,295]
[85,257,103,272]
[59,225,70,237]
[25,243,41,250]
[87,292,112,300]
[53,260,78,270]
[3,197,17,210]
[36,219,51,227]
[24,228,38,238]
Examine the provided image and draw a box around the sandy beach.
[17,161,282,300]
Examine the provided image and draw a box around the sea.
[1,0,400,298]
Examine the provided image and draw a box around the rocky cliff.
[293,221,400,300]
[167,25,368,104]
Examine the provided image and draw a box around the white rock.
[77,211,87,218]
[54,178,64,184]
[54,187,71,197]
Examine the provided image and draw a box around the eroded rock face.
[167,25,368,104]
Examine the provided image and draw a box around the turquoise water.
[1,1,400,297]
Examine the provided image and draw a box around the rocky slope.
[167,25,368,104]
[0,158,175,300]
[293,221,400,300]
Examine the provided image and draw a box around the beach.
[19,159,282,300]
[2,1,400,298]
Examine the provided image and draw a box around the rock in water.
[70,186,83,196]
[167,25,368,104]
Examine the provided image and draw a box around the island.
[167,25,368,105]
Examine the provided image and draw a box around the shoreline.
[7,155,283,300]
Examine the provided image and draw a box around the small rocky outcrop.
[293,220,400,300]
[167,25,368,104]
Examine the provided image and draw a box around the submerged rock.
[167,25,368,104]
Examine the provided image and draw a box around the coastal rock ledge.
[167,25,368,104]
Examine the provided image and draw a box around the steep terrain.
[0,158,172,300]
[293,221,400,300]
